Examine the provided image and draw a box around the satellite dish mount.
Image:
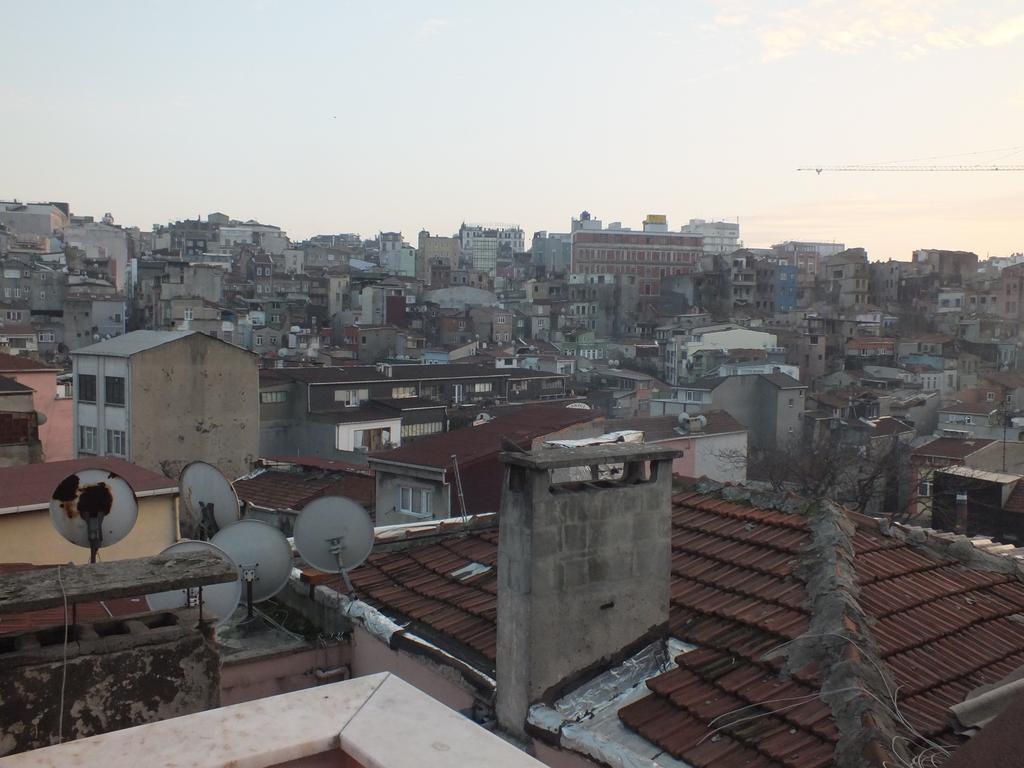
[293,496,374,603]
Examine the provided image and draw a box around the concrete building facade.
[571,212,702,298]
[72,331,258,478]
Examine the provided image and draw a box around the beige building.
[0,456,178,563]
[71,330,258,479]
[417,230,460,283]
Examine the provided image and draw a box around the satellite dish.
[211,519,292,620]
[293,496,374,591]
[146,540,241,626]
[50,468,139,563]
[179,462,240,539]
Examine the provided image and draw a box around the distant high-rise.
[680,219,740,255]
[530,231,571,274]
[459,223,524,276]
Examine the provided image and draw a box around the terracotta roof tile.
[305,488,1024,766]
[234,468,375,512]
[0,457,176,511]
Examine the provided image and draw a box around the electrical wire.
[56,565,69,745]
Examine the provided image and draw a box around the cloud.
[416,17,449,38]
[978,13,1024,46]
[710,1,1024,61]
[712,12,750,27]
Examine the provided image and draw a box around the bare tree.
[718,433,910,517]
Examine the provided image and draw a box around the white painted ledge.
[1,672,542,768]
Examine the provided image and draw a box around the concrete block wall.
[496,447,674,735]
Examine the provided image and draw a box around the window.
[918,479,932,497]
[104,376,126,406]
[473,382,492,393]
[261,391,287,404]
[271,314,281,324]
[78,374,96,402]
[398,486,432,518]
[255,335,263,346]
[269,335,278,345]
[79,425,97,453]
[788,398,795,407]
[392,386,415,399]
[183,307,193,321]
[401,421,443,439]
[106,429,126,456]
[37,331,55,343]
[334,388,368,406]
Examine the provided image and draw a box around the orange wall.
[10,370,73,461]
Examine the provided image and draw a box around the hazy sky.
[3,1,1022,260]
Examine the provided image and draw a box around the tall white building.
[680,219,740,254]
[459,224,524,275]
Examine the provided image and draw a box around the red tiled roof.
[0,457,176,511]
[369,407,599,470]
[234,468,374,512]
[0,563,149,636]
[305,490,1024,766]
[912,437,995,460]
[0,353,59,372]
[308,529,500,663]
[870,416,915,437]
[619,494,1024,767]
[940,402,1000,415]
[263,456,373,474]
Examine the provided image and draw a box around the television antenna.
[293,496,374,594]
[210,519,291,621]
[178,461,241,540]
[50,469,139,563]
[146,540,242,626]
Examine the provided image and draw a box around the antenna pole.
[242,566,256,621]
[451,454,468,522]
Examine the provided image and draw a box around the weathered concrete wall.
[220,644,349,706]
[0,610,219,757]
[130,334,258,479]
[496,454,673,735]
[374,466,450,526]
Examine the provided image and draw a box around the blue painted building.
[774,264,798,312]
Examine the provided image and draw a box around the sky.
[2,0,1022,261]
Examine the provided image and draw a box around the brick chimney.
[955,492,969,534]
[495,443,679,736]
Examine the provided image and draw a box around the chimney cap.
[501,443,680,471]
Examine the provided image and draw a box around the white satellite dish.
[293,496,374,592]
[50,468,139,563]
[179,461,241,540]
[146,540,242,626]
[211,519,292,620]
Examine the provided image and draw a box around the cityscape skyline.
[3,1,1023,259]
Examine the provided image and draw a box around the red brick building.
[570,213,702,297]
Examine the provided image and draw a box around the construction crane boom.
[799,165,1024,173]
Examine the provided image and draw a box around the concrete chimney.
[495,443,679,736]
[955,492,969,535]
